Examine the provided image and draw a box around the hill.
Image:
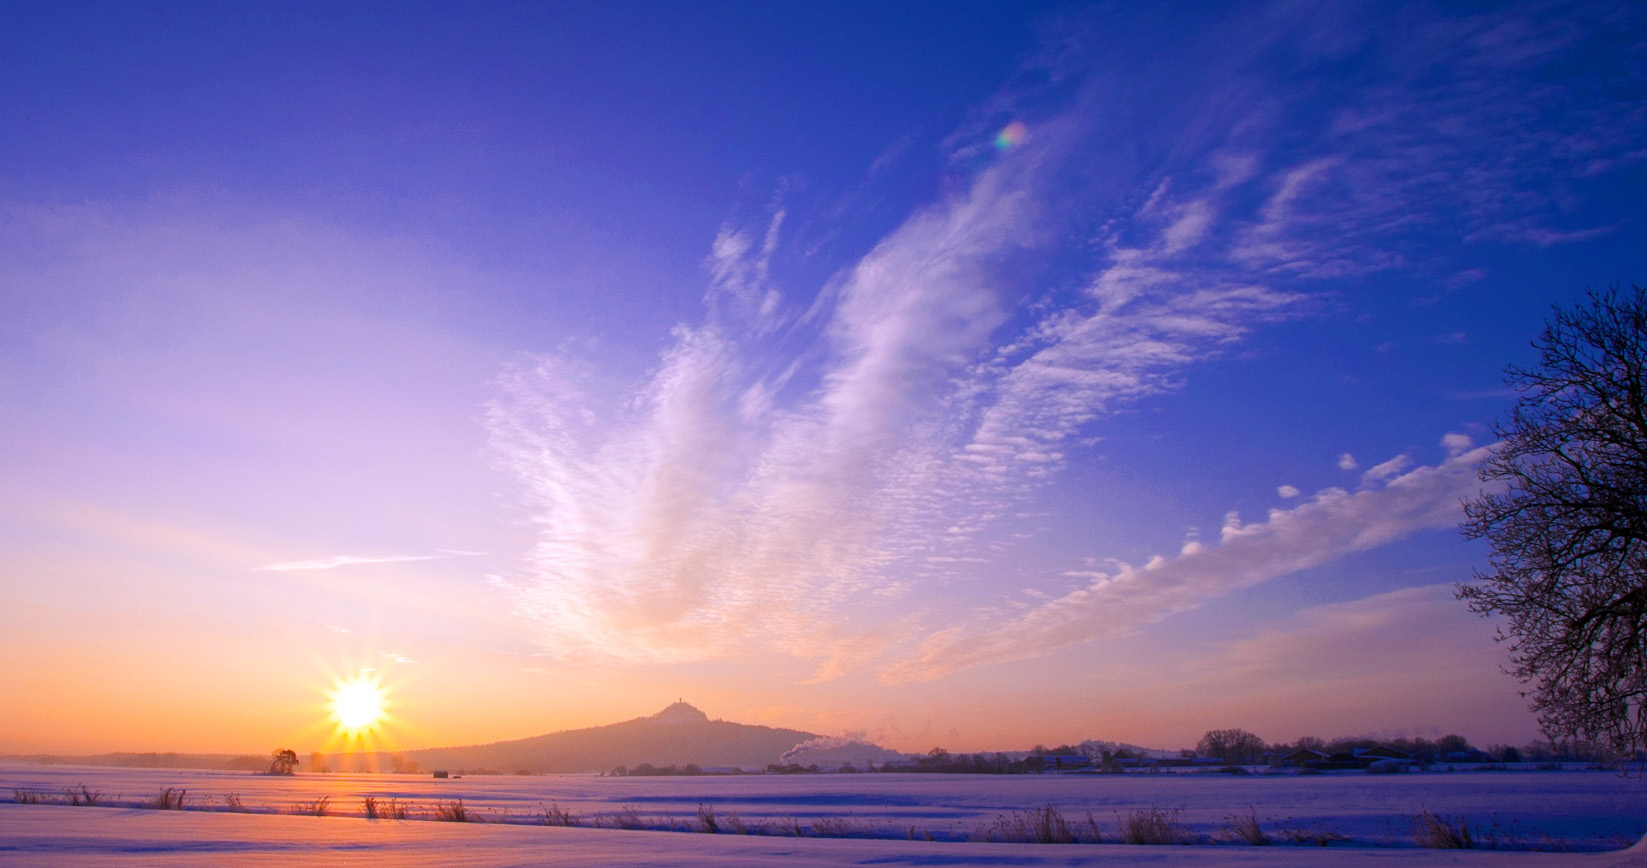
[405,702,822,774]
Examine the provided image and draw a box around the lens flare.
[995,120,1027,150]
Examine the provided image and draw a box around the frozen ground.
[2,764,1644,866]
[4,804,1647,868]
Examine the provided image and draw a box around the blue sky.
[1,1,1643,753]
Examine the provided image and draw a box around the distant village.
[609,730,1619,777]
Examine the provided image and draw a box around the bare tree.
[1196,728,1265,763]
[1459,284,1647,761]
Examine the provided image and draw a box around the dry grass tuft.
[722,810,761,835]
[69,785,105,806]
[222,793,245,812]
[1219,806,1269,845]
[13,789,41,805]
[432,799,469,822]
[1116,805,1198,845]
[362,796,410,820]
[1412,808,1474,849]
[363,796,409,819]
[611,806,643,830]
[292,795,330,817]
[696,803,719,833]
[542,800,577,826]
[974,804,1102,843]
[147,788,184,810]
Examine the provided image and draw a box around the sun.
[330,671,387,733]
[310,663,411,764]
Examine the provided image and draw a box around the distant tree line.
[608,763,707,776]
[1205,728,1619,765]
[891,747,1049,774]
[595,728,1626,779]
[820,731,1619,776]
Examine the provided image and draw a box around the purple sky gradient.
[1,0,1643,754]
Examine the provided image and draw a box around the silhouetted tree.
[1460,284,1647,761]
[268,748,298,775]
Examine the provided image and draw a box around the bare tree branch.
[1458,283,1647,764]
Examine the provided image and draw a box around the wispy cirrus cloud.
[485,111,1330,674]
[487,144,1053,671]
[485,1,1640,680]
[706,206,787,330]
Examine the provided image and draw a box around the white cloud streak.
[258,553,466,572]
[1441,432,1475,456]
[1361,453,1415,485]
[884,446,1496,682]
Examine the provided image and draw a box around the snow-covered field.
[3,764,1645,867]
